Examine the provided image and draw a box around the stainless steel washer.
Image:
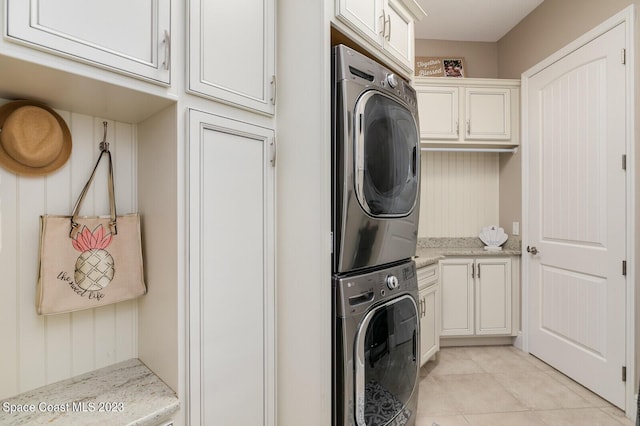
[333,260,420,426]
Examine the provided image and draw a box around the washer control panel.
[334,260,418,317]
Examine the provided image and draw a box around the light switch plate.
[512,221,520,236]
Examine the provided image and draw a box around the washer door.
[354,91,419,218]
[354,295,419,426]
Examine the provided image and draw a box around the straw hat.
[0,100,72,176]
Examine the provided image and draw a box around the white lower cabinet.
[440,257,512,337]
[188,109,276,426]
[417,263,440,366]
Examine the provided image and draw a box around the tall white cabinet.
[186,0,277,425]
[188,111,275,426]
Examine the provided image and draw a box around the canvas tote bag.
[37,141,146,315]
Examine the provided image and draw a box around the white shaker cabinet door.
[440,258,474,336]
[188,0,276,115]
[335,0,383,48]
[419,284,439,366]
[382,0,414,70]
[188,110,276,426]
[416,86,459,140]
[5,0,171,84]
[475,258,512,335]
[465,87,511,140]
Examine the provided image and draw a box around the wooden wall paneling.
[0,153,19,398]
[43,108,73,385]
[0,102,139,399]
[111,121,138,364]
[68,113,99,377]
[419,151,500,238]
[17,169,46,392]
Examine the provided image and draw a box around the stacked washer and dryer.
[332,45,422,426]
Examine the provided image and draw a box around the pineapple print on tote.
[65,224,115,300]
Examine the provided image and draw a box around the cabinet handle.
[379,12,386,36]
[477,264,481,278]
[162,30,171,71]
[456,120,459,136]
[385,13,391,41]
[467,120,471,135]
[270,75,277,105]
[471,263,475,278]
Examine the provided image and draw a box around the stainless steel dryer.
[332,45,421,274]
[333,260,420,426]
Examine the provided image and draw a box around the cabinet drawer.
[417,263,438,289]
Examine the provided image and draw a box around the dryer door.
[354,91,419,217]
[354,294,419,426]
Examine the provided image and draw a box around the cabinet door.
[419,284,439,366]
[464,87,511,140]
[188,110,276,426]
[383,0,414,70]
[6,0,171,84]
[335,0,383,47]
[416,87,459,140]
[189,0,276,115]
[440,259,474,336]
[475,258,511,335]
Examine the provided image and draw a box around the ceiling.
[414,0,544,42]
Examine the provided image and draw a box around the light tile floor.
[417,345,634,426]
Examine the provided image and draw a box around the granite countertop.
[0,359,179,426]
[414,237,522,269]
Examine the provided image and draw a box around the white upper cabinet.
[334,0,425,74]
[415,78,520,148]
[5,0,171,85]
[416,86,459,140]
[465,87,511,140]
[383,0,415,69]
[188,0,276,115]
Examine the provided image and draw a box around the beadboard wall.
[0,100,138,400]
[419,151,500,238]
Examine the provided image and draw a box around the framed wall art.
[415,57,466,77]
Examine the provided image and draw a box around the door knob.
[527,246,539,255]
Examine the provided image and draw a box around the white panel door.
[188,0,276,114]
[188,110,276,426]
[527,23,626,408]
[5,0,171,84]
[475,258,511,335]
[416,87,459,140]
[465,88,510,140]
[440,259,474,336]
